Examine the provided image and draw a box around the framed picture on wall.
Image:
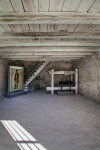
[8,65,24,93]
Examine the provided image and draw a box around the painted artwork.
[8,66,24,93]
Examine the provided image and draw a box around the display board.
[8,66,24,93]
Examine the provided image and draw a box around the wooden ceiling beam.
[0,12,100,24]
[7,58,80,61]
[0,40,100,47]
[2,55,85,59]
[0,47,99,52]
[0,52,92,56]
[0,31,100,39]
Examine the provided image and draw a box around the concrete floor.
[0,91,100,150]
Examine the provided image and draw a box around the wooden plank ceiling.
[0,0,100,61]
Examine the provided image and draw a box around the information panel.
[8,66,24,93]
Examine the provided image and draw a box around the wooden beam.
[49,70,75,75]
[32,52,91,56]
[48,69,78,94]
[0,52,92,56]
[0,40,100,47]
[0,31,100,39]
[0,47,99,52]
[2,55,85,59]
[46,86,76,91]
[7,58,80,61]
[0,12,100,24]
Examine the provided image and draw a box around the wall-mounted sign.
[8,66,24,93]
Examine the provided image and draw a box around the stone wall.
[9,61,73,90]
[4,55,100,102]
[8,61,74,91]
[0,59,8,98]
[8,60,38,80]
[74,52,100,102]
[30,61,73,90]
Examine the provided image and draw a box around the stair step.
[25,61,49,86]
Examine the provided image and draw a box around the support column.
[51,69,54,95]
[75,69,78,94]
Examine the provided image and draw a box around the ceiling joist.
[2,55,85,59]
[0,12,100,24]
[0,40,100,47]
[0,31,100,39]
[7,58,80,62]
[0,52,91,56]
[0,47,99,52]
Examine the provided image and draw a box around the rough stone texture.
[7,61,73,90]
[0,59,8,98]
[8,60,39,80]
[30,61,73,90]
[74,52,100,102]
[5,57,100,102]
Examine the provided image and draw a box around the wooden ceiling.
[0,0,100,61]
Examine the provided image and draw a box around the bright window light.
[18,143,31,150]
[1,120,23,141]
[13,120,36,141]
[1,120,47,150]
[35,143,47,150]
[28,143,38,150]
[8,121,29,141]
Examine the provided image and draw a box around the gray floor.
[0,91,100,150]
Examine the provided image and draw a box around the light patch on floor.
[1,120,47,150]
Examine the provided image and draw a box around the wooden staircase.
[24,61,49,86]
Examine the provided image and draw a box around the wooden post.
[51,69,54,95]
[75,69,78,94]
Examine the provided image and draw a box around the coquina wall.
[2,57,100,101]
[8,60,38,81]
[0,59,8,98]
[8,61,73,91]
[74,52,100,102]
[30,61,73,90]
